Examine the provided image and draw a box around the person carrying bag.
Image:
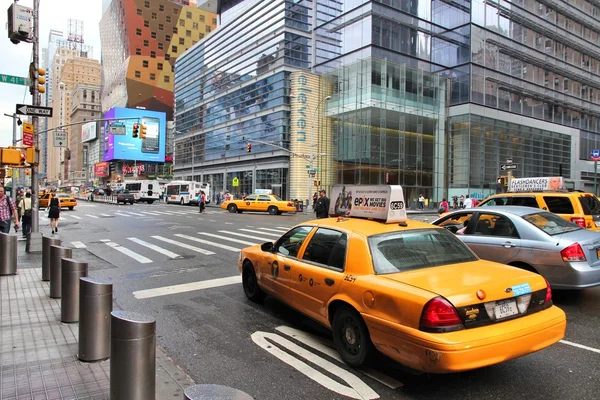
[0,187,19,234]
[19,192,32,237]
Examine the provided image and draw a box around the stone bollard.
[79,277,112,362]
[110,311,156,400]
[0,233,17,276]
[42,236,62,281]
[49,245,72,298]
[60,259,88,323]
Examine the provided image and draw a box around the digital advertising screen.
[103,107,166,162]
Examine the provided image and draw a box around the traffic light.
[132,123,139,138]
[139,124,147,139]
[497,176,507,186]
[247,142,252,153]
[0,148,26,166]
[29,63,46,94]
[26,147,39,165]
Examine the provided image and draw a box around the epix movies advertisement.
[103,107,166,163]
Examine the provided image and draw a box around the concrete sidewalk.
[0,242,195,400]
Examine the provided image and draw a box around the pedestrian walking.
[314,189,330,219]
[48,193,61,234]
[19,192,32,237]
[0,187,19,234]
[463,194,473,209]
[459,194,465,208]
[198,191,206,213]
[438,198,450,215]
[418,194,425,210]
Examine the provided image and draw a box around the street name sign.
[54,130,67,147]
[15,103,53,117]
[0,74,30,86]
[22,122,34,147]
[591,149,600,161]
[109,123,126,135]
[501,164,518,171]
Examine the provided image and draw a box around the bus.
[165,181,211,205]
[123,180,163,203]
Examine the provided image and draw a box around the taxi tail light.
[570,217,586,228]
[287,202,293,207]
[560,243,586,262]
[544,278,553,306]
[419,297,464,332]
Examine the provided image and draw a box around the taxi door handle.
[502,242,516,248]
[283,265,291,271]
[325,278,335,286]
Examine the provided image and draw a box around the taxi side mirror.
[261,242,274,252]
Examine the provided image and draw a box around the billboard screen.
[94,162,109,177]
[103,107,166,162]
[81,121,97,143]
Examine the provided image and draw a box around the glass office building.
[175,0,600,203]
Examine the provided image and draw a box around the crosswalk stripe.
[71,241,87,248]
[140,211,161,215]
[127,237,181,259]
[152,211,171,215]
[258,227,287,233]
[174,234,241,252]
[239,228,281,237]
[218,230,274,243]
[40,216,48,222]
[69,215,82,220]
[170,211,188,214]
[133,275,242,299]
[151,236,215,255]
[198,232,259,246]
[124,211,146,216]
[100,214,111,217]
[102,240,152,263]
[114,212,132,217]
[276,226,291,230]
[85,214,99,219]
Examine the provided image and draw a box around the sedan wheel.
[242,262,265,303]
[332,307,372,367]
[268,206,278,215]
[227,204,237,213]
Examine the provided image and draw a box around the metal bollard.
[49,245,72,298]
[79,277,112,362]
[110,311,156,400]
[184,384,254,400]
[60,259,88,323]
[0,233,18,275]
[42,236,62,281]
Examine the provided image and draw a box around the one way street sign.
[15,103,53,117]
[501,164,518,171]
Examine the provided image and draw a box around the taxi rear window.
[368,228,477,274]
[578,195,600,215]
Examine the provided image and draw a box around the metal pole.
[79,277,112,362]
[11,113,17,202]
[61,258,88,323]
[42,235,61,281]
[0,233,18,275]
[49,245,72,298]
[595,160,598,196]
[27,0,42,252]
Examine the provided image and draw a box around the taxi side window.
[274,226,312,258]
[481,197,508,206]
[258,195,271,202]
[511,197,538,208]
[543,196,574,214]
[302,228,347,270]
[245,195,258,201]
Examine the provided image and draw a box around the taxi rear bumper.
[364,305,566,373]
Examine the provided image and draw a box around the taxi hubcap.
[344,327,356,345]
[341,317,361,355]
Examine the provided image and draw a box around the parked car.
[88,188,105,201]
[432,206,600,289]
[115,190,135,205]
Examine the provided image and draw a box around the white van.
[165,181,211,205]
[124,180,162,203]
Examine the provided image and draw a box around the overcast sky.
[0,0,102,147]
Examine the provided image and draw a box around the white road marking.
[239,228,280,237]
[151,236,215,255]
[252,331,379,400]
[71,241,87,249]
[85,214,99,219]
[258,227,287,233]
[560,340,600,354]
[39,216,48,222]
[102,240,152,263]
[276,326,403,390]
[124,211,146,216]
[174,234,240,252]
[276,226,291,230]
[127,237,181,259]
[152,211,171,215]
[133,275,241,299]
[100,214,111,217]
[197,232,259,246]
[69,215,82,220]
[219,230,274,242]
[114,212,132,217]
[141,211,161,215]
[225,222,234,225]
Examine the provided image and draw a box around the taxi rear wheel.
[332,307,372,367]
[268,206,278,215]
[242,262,264,303]
[228,204,237,213]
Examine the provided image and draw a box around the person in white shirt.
[463,194,473,209]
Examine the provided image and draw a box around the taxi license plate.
[494,298,518,320]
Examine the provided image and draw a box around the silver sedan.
[432,206,600,289]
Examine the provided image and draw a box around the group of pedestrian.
[0,187,62,236]
[197,191,207,213]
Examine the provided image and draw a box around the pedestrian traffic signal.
[132,123,139,138]
[247,142,252,153]
[497,176,507,186]
[0,148,26,166]
[29,63,46,94]
[26,147,39,165]
[139,124,147,139]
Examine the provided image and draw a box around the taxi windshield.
[522,211,582,235]
[369,228,477,274]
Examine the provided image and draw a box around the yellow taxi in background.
[221,193,296,215]
[238,185,566,373]
[39,193,77,210]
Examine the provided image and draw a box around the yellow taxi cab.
[221,193,296,215]
[238,184,566,373]
[478,176,600,230]
[39,192,77,210]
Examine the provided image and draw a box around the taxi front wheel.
[332,307,372,367]
[242,262,265,303]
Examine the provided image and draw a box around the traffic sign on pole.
[0,73,30,86]
[54,130,67,147]
[590,149,600,161]
[500,164,518,171]
[22,122,34,146]
[15,103,53,117]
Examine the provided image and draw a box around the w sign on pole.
[590,150,600,196]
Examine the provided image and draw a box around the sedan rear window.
[369,228,478,274]
[522,211,582,235]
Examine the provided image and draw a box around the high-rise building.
[174,0,600,203]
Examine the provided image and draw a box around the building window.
[158,23,163,31]
[136,8,142,15]
[166,15,171,23]
[150,51,156,58]
[151,12,157,19]
[212,18,217,24]
[206,25,211,33]
[164,75,171,83]
[179,19,185,27]
[143,39,149,47]
[192,22,198,30]
[199,33,204,39]
[171,65,175,72]
[186,11,192,19]
[144,0,149,7]
[143,60,149,67]
[179,37,185,45]
[165,54,171,60]
[173,27,178,34]
[192,40,197,45]
[172,45,178,53]
[144,20,149,27]
[173,7,178,14]
[165,34,171,41]
[159,4,164,11]
[135,28,142,36]
[150,73,155,80]
[200,15,205,21]
[135,71,141,78]
[151,32,156,39]
[158,63,163,70]
[158,42,164,50]
[186,30,191,37]
[135,48,141,55]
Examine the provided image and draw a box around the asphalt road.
[47,200,600,400]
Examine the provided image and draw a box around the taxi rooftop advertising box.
[103,107,166,163]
